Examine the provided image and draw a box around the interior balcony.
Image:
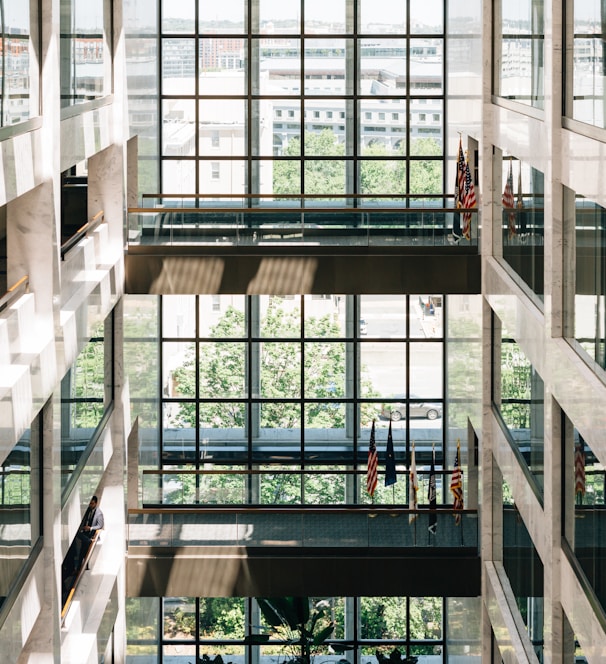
[125,194,481,295]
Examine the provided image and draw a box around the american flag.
[462,156,476,241]
[428,446,437,535]
[450,441,464,525]
[409,442,419,523]
[367,420,378,498]
[455,137,466,209]
[452,137,466,239]
[503,159,516,238]
[575,440,586,504]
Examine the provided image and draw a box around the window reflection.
[502,490,544,663]
[571,197,606,369]
[60,0,108,107]
[493,320,544,495]
[60,314,113,490]
[495,0,544,109]
[0,0,33,126]
[0,418,41,611]
[568,0,606,128]
[500,156,544,300]
[565,429,606,615]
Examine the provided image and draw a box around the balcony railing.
[128,507,478,549]
[130,468,477,550]
[127,194,479,249]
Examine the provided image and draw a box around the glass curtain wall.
[60,312,114,491]
[154,294,445,504]
[0,0,35,127]
[126,595,482,663]
[494,0,544,109]
[570,197,606,368]
[567,0,606,128]
[563,423,606,616]
[0,415,42,611]
[124,0,160,195]
[499,155,544,300]
[60,0,110,107]
[492,314,545,496]
[502,489,544,663]
[158,0,445,197]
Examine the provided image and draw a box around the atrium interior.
[0,0,605,662]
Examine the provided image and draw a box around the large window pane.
[199,0,246,33]
[359,0,406,34]
[1,0,33,125]
[494,329,544,494]
[305,0,347,34]
[199,39,246,95]
[359,342,406,399]
[568,0,606,127]
[61,316,112,490]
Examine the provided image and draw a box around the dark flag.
[517,163,526,234]
[366,420,378,498]
[385,419,397,487]
[428,446,437,535]
[450,440,464,525]
[503,158,515,239]
[409,442,418,523]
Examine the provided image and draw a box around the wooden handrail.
[0,275,29,313]
[60,210,105,260]
[128,205,479,214]
[60,530,101,623]
[129,505,476,515]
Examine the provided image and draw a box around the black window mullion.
[301,295,306,472]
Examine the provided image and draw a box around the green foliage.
[172,301,348,431]
[124,298,160,428]
[499,342,532,429]
[252,597,349,664]
[199,598,246,638]
[273,130,442,197]
[360,597,407,639]
[375,648,417,664]
[72,321,106,428]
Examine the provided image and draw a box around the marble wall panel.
[0,550,45,662]
[560,554,606,661]
[0,318,9,364]
[490,410,546,563]
[485,562,540,664]
[561,129,606,208]
[485,258,606,470]
[0,129,45,208]
[0,365,32,461]
[60,104,114,174]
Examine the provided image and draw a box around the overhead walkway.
[125,194,481,295]
[126,506,480,599]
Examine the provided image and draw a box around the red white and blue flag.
[450,441,464,525]
[367,420,378,498]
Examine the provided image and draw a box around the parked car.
[379,395,442,421]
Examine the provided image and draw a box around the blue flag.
[385,419,397,487]
[428,447,437,534]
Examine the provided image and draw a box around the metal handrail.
[0,275,29,314]
[128,205,476,214]
[60,209,105,260]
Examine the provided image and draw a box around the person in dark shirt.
[74,495,104,567]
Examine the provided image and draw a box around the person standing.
[74,495,104,567]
